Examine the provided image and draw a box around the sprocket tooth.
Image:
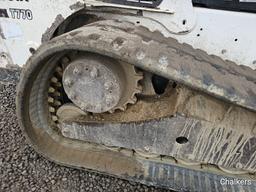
[56,66,63,72]
[136,76,143,81]
[51,115,58,122]
[120,105,127,111]
[55,67,63,76]
[48,97,54,103]
[61,57,70,65]
[53,91,61,97]
[109,109,115,114]
[49,106,56,113]
[136,85,143,92]
[115,107,124,112]
[135,72,143,79]
[53,101,62,106]
[129,97,137,104]
[52,81,62,88]
[48,87,55,93]
[106,63,143,113]
[51,77,58,83]
[47,64,65,123]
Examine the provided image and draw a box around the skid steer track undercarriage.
[16,20,256,191]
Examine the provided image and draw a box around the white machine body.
[0,0,255,70]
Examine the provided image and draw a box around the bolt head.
[64,79,73,87]
[104,82,113,90]
[90,67,99,78]
[73,67,80,75]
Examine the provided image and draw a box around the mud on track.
[0,68,172,192]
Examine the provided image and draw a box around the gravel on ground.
[0,69,173,192]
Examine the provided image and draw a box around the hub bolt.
[104,82,112,90]
[73,67,80,75]
[90,67,99,78]
[64,79,73,87]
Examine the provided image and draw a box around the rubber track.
[48,20,256,111]
[16,20,256,191]
[138,161,256,192]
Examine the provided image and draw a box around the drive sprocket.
[47,52,143,119]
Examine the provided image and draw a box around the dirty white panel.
[86,0,196,34]
[0,0,256,70]
[175,8,256,70]
[0,20,23,39]
[120,5,256,70]
[0,0,83,66]
[91,5,256,70]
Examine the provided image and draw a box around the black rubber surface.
[0,68,172,192]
